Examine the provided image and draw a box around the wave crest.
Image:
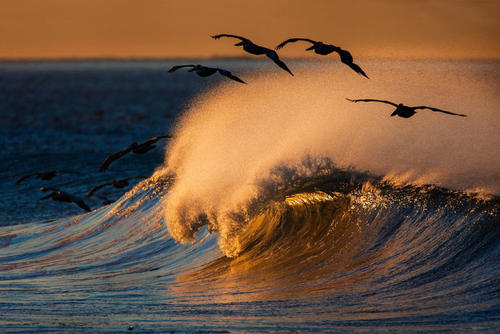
[160,61,500,255]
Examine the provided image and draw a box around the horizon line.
[1,55,499,63]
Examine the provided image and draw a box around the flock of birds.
[16,136,172,212]
[169,34,467,118]
[19,34,467,213]
[168,34,368,81]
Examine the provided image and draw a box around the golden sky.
[1,0,499,59]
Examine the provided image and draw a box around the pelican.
[16,169,76,184]
[211,34,294,76]
[39,187,91,212]
[276,38,368,78]
[346,98,467,118]
[99,135,173,172]
[168,64,245,84]
[87,176,146,197]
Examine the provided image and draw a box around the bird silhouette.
[346,98,467,118]
[276,38,368,78]
[211,34,293,76]
[39,187,91,212]
[168,64,246,84]
[99,135,173,172]
[16,169,77,184]
[87,176,146,197]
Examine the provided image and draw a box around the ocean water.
[0,59,499,332]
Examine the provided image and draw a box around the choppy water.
[0,59,499,332]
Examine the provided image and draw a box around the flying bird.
[276,38,368,78]
[16,169,77,184]
[87,176,146,197]
[39,187,91,212]
[99,135,173,172]
[168,64,246,84]
[211,34,294,76]
[346,99,467,118]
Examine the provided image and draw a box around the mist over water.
[161,60,500,253]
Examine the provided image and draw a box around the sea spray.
[160,61,500,255]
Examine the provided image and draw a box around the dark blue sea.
[0,59,499,332]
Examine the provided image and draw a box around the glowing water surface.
[0,59,499,332]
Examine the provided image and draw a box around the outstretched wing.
[99,147,133,172]
[346,98,398,107]
[265,50,294,76]
[68,194,91,212]
[40,192,54,200]
[211,34,249,42]
[15,173,36,184]
[217,69,246,84]
[336,49,368,78]
[168,65,195,72]
[141,134,173,146]
[153,134,174,141]
[87,182,113,197]
[413,106,467,117]
[275,38,317,50]
[344,62,369,78]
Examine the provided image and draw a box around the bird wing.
[39,187,60,200]
[412,106,467,117]
[217,69,246,84]
[15,173,37,184]
[168,65,195,72]
[336,49,354,63]
[99,147,133,172]
[211,34,249,42]
[141,135,170,146]
[40,192,54,200]
[346,98,398,107]
[343,62,369,78]
[265,50,294,76]
[335,49,368,78]
[68,194,91,212]
[155,134,174,140]
[275,38,317,50]
[87,182,113,197]
[139,134,173,147]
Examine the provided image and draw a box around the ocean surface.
[0,59,499,332]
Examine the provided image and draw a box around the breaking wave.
[160,62,500,256]
[1,60,499,331]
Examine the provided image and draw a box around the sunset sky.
[1,0,499,60]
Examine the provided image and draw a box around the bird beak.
[390,111,398,117]
[305,45,315,51]
[234,42,244,46]
[188,68,196,72]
